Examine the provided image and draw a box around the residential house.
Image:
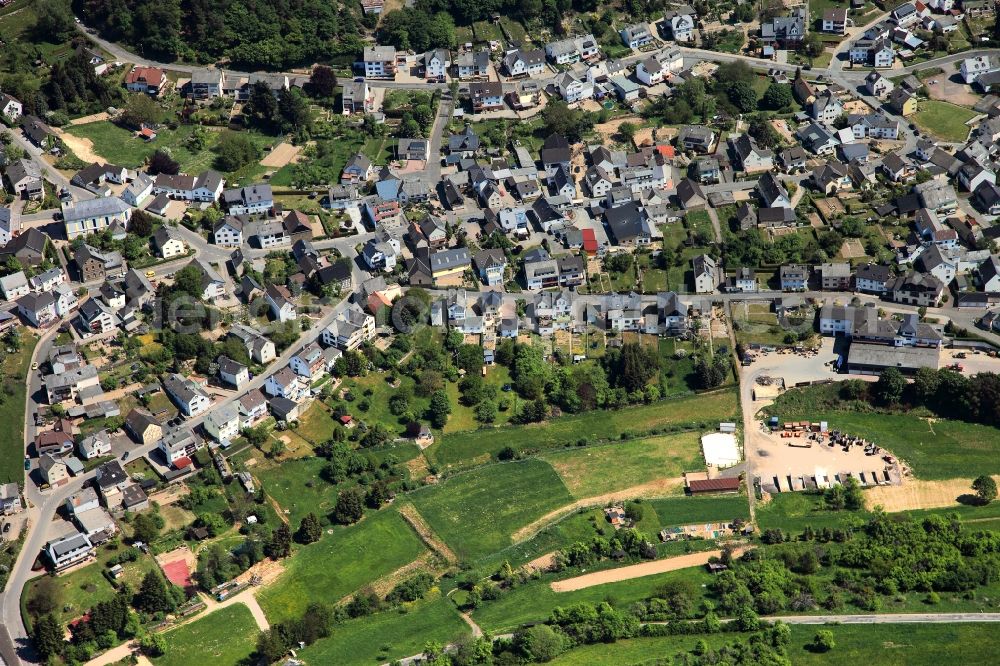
[239,390,269,428]
[265,284,297,322]
[822,8,849,34]
[214,216,245,247]
[0,272,30,300]
[163,373,211,417]
[78,298,117,334]
[363,46,397,79]
[290,342,330,380]
[78,430,112,460]
[891,270,945,306]
[677,126,715,154]
[503,49,545,78]
[811,90,843,123]
[186,258,226,300]
[4,158,43,200]
[217,355,250,389]
[961,55,995,84]
[122,172,153,207]
[264,366,307,402]
[0,93,22,121]
[17,292,56,327]
[158,430,200,468]
[692,254,718,293]
[423,49,450,80]
[620,23,654,49]
[888,87,917,116]
[189,68,224,99]
[780,264,809,291]
[222,184,273,216]
[204,403,240,444]
[470,82,504,113]
[761,8,807,48]
[124,66,167,94]
[757,172,791,208]
[855,264,894,293]
[341,80,375,115]
[474,248,507,286]
[818,262,852,290]
[321,303,376,351]
[454,49,490,80]
[152,227,185,259]
[865,71,894,98]
[46,533,94,570]
[124,409,162,446]
[729,134,774,174]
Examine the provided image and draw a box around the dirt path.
[460,611,484,638]
[864,476,1000,512]
[551,547,747,592]
[398,503,458,564]
[339,552,440,602]
[52,128,104,164]
[68,112,110,126]
[510,478,685,543]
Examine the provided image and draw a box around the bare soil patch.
[925,77,980,108]
[260,142,303,168]
[55,129,104,164]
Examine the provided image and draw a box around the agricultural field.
[539,433,703,498]
[297,596,468,664]
[408,460,574,562]
[912,100,978,142]
[258,509,427,623]
[788,622,1000,665]
[152,603,258,666]
[428,390,740,468]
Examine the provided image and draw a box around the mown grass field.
[471,567,715,633]
[547,623,1000,665]
[912,100,977,142]
[428,390,739,469]
[539,433,703,498]
[297,596,468,664]
[756,490,869,533]
[409,460,574,562]
[153,603,257,666]
[788,622,1000,665]
[258,508,427,623]
[648,495,750,525]
[0,333,37,484]
[765,385,1000,480]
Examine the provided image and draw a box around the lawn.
[297,596,469,664]
[764,384,1000,479]
[408,459,574,562]
[539,433,703,498]
[258,508,427,623]
[647,495,751,526]
[427,391,739,469]
[755,490,869,533]
[912,100,978,142]
[65,122,275,173]
[334,373,431,438]
[444,364,515,433]
[293,401,336,445]
[0,333,38,484]
[153,603,257,666]
[684,210,715,240]
[549,633,733,665]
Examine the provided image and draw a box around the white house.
[961,55,994,84]
[0,93,22,121]
[265,284,297,322]
[152,227,185,259]
[218,355,249,389]
[78,430,112,460]
[163,373,210,417]
[204,403,240,443]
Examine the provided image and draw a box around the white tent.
[701,432,741,467]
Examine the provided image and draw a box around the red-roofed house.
[581,228,599,255]
[125,67,167,95]
[138,127,157,141]
[656,144,676,158]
